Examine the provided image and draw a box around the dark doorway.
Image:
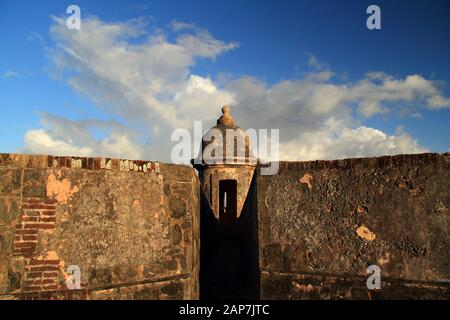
[200,178,258,300]
[219,180,237,240]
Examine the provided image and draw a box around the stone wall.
[2,152,449,300]
[257,153,450,299]
[0,153,199,300]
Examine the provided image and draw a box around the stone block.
[0,198,20,225]
[22,169,46,198]
[0,169,21,196]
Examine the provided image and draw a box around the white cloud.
[228,71,450,133]
[171,20,239,58]
[410,112,424,119]
[173,75,235,121]
[98,135,144,159]
[348,73,450,116]
[176,32,239,59]
[27,31,45,45]
[25,129,93,156]
[23,16,450,162]
[2,71,22,78]
[45,16,236,129]
[25,128,144,159]
[307,53,327,70]
[278,119,428,161]
[171,20,197,32]
[24,113,144,159]
[428,95,450,109]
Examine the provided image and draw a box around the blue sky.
[0,0,449,161]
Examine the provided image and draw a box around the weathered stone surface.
[171,224,183,246]
[7,268,21,292]
[260,271,450,300]
[90,278,189,300]
[0,198,20,225]
[169,197,187,219]
[258,153,450,299]
[0,256,10,293]
[0,195,18,295]
[0,226,14,254]
[0,153,199,300]
[160,163,193,182]
[22,169,46,198]
[0,154,48,169]
[0,169,21,196]
[1,151,448,300]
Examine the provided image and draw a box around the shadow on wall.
[199,173,259,300]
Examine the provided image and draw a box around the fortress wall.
[257,153,450,299]
[0,153,199,300]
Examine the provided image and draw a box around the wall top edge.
[0,152,194,174]
[257,152,450,172]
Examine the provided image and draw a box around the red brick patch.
[14,199,57,245]
[23,259,62,292]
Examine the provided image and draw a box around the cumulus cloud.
[23,15,449,162]
[46,16,236,129]
[25,129,93,156]
[173,75,235,121]
[428,95,450,109]
[227,71,450,139]
[349,73,450,116]
[24,113,144,159]
[278,119,428,161]
[226,74,436,160]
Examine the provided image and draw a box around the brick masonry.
[13,198,57,259]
